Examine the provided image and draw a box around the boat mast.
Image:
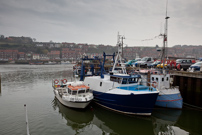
[162,0,169,70]
[112,32,126,74]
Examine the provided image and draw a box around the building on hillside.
[32,54,40,60]
[0,49,18,60]
[39,54,49,60]
[48,51,60,59]
[18,52,25,60]
[62,42,76,48]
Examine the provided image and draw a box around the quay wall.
[171,71,202,108]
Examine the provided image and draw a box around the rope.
[183,102,202,111]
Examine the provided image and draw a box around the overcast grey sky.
[0,0,202,47]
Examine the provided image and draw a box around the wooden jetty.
[171,71,202,108]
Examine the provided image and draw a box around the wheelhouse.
[67,85,90,95]
[109,75,141,84]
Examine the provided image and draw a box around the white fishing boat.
[82,34,159,115]
[52,79,93,109]
[136,69,183,109]
[136,7,183,109]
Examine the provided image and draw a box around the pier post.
[0,73,1,94]
[195,78,202,106]
[147,71,150,86]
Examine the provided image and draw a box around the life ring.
[62,79,68,84]
[54,79,59,84]
[152,81,157,88]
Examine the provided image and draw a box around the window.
[156,78,158,81]
[100,82,102,86]
[162,78,164,81]
[188,60,191,63]
[72,90,77,95]
[152,77,154,81]
[68,88,72,94]
[167,77,169,81]
[122,78,128,84]
[78,90,85,94]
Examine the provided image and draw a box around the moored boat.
[52,79,93,109]
[136,9,183,109]
[83,34,159,115]
[137,69,183,109]
[44,61,57,65]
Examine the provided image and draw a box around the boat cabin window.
[78,89,86,94]
[110,76,116,82]
[118,78,122,84]
[72,90,77,95]
[68,88,72,94]
[162,78,164,82]
[156,78,158,81]
[122,78,128,84]
[167,77,169,81]
[152,77,154,81]
[110,76,122,83]
[100,82,102,86]
[128,77,138,84]
[86,89,89,93]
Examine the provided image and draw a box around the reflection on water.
[177,109,202,134]
[152,109,189,135]
[0,65,201,135]
[52,98,94,134]
[92,104,154,135]
[52,99,192,135]
[52,100,155,135]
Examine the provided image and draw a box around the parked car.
[148,60,161,68]
[134,57,154,68]
[156,61,169,68]
[189,62,202,72]
[125,58,141,67]
[176,59,195,71]
[156,60,176,69]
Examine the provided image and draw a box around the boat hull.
[93,91,159,115]
[155,93,183,109]
[54,91,91,109]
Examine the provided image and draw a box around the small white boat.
[52,79,93,109]
[61,61,71,64]
[44,61,57,65]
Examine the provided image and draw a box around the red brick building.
[47,51,60,59]
[0,49,18,60]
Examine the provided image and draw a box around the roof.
[110,74,141,78]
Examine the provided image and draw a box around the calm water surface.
[0,64,201,135]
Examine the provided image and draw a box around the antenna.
[165,0,168,17]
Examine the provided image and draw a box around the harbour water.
[0,64,201,135]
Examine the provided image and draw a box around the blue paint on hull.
[93,91,159,115]
[155,93,183,109]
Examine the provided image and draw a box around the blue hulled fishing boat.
[83,34,159,115]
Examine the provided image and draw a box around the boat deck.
[117,85,156,92]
